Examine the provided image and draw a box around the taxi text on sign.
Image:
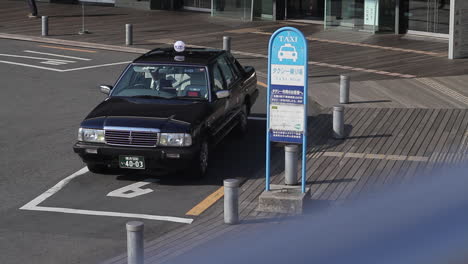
[268,27,308,144]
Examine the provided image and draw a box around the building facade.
[96,0,452,38]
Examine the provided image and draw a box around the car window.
[217,56,236,87]
[111,65,209,100]
[226,53,244,78]
[212,64,226,92]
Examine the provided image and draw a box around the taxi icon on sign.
[278,43,298,62]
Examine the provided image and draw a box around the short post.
[339,75,350,104]
[285,145,299,185]
[126,24,133,46]
[223,36,231,52]
[41,16,48,37]
[126,221,144,264]
[224,179,239,225]
[333,105,345,139]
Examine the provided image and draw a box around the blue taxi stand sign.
[266,27,308,194]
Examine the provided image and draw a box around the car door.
[216,55,243,121]
[207,62,229,139]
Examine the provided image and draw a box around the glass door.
[407,0,450,35]
[184,0,211,11]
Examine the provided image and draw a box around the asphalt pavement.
[0,38,268,264]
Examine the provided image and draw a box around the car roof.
[133,47,225,65]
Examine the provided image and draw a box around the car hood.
[81,97,209,132]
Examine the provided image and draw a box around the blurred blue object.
[170,165,468,264]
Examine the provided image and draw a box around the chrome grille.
[105,129,159,147]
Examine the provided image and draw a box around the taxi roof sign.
[174,41,185,53]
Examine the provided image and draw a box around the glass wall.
[407,0,450,34]
[212,0,253,20]
[325,0,396,32]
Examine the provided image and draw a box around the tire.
[235,104,248,137]
[86,163,108,174]
[187,140,209,179]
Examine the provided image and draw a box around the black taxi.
[73,42,258,178]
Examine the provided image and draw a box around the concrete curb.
[0,33,149,54]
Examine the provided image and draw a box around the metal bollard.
[340,75,350,104]
[223,36,231,52]
[41,16,48,37]
[126,24,133,46]
[333,105,345,139]
[126,221,144,264]
[224,179,239,225]
[285,145,299,185]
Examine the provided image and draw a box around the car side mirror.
[100,85,113,95]
[243,66,255,77]
[216,90,230,99]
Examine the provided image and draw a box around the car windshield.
[111,64,209,100]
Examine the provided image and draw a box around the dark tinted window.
[212,64,225,92]
[217,56,235,87]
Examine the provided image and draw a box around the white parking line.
[61,61,132,72]
[0,60,131,72]
[20,167,194,224]
[0,60,63,71]
[24,50,91,61]
[0,53,74,62]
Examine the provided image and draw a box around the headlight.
[159,133,192,147]
[78,128,105,143]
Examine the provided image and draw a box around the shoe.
[27,14,39,18]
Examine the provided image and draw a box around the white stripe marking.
[20,167,193,224]
[0,60,130,72]
[0,60,63,71]
[0,53,74,62]
[24,206,193,224]
[61,61,132,72]
[20,167,89,208]
[248,116,267,121]
[24,50,91,61]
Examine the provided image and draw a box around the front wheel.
[235,104,248,137]
[187,140,209,179]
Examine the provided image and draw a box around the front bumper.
[73,142,200,171]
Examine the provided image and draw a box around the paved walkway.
[1,2,468,263]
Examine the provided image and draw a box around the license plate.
[119,156,145,169]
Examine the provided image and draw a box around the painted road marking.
[107,180,158,198]
[186,186,224,216]
[24,50,91,61]
[257,81,267,87]
[0,60,63,72]
[20,167,194,224]
[60,61,131,72]
[316,152,429,162]
[0,60,130,72]
[39,45,97,53]
[0,53,75,63]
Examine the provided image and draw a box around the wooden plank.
[322,108,392,200]
[348,109,415,198]
[339,109,404,200]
